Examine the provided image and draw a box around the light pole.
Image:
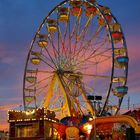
[87,95,102,140]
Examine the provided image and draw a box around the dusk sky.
[0,0,140,130]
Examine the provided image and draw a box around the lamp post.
[87,95,102,140]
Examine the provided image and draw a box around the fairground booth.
[8,108,140,140]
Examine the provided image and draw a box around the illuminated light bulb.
[83,123,93,134]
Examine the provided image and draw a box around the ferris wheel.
[23,0,128,118]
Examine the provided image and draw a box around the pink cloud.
[126,35,140,62]
[0,122,9,131]
[0,43,27,65]
[124,35,140,94]
[0,45,15,64]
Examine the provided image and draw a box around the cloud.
[125,35,140,95]
[0,122,9,131]
[126,35,140,61]
[0,44,26,65]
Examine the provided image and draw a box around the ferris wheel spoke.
[70,14,81,39]
[72,48,100,67]
[35,85,48,96]
[57,14,61,60]
[73,20,95,58]
[31,47,57,68]
[73,37,107,63]
[84,49,112,63]
[86,25,104,46]
[67,46,111,72]
[57,26,65,53]
[48,34,59,60]
[64,15,71,57]
[99,54,112,58]
[27,85,48,96]
[73,17,82,55]
[97,56,112,65]
[81,25,104,49]
[72,15,93,57]
[80,73,110,79]
[75,47,112,67]
[36,55,56,70]
[57,24,69,59]
[74,63,105,73]
[43,24,57,57]
[36,74,54,85]
[77,15,93,42]
[66,14,81,57]
[62,22,69,55]
[73,26,103,61]
[56,7,69,56]
[92,37,109,48]
[26,74,53,89]
[38,52,52,63]
[26,69,53,73]
[43,45,58,69]
[75,56,111,71]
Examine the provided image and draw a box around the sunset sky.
[0,0,140,130]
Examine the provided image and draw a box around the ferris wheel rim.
[23,0,128,117]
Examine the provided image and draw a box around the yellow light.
[93,115,96,119]
[31,58,41,65]
[83,123,93,134]
[59,14,69,22]
[48,25,57,32]
[25,109,35,115]
[37,40,48,47]
[89,117,93,121]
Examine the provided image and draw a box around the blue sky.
[0,0,140,129]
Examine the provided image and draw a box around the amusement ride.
[23,0,128,118]
[8,0,135,139]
